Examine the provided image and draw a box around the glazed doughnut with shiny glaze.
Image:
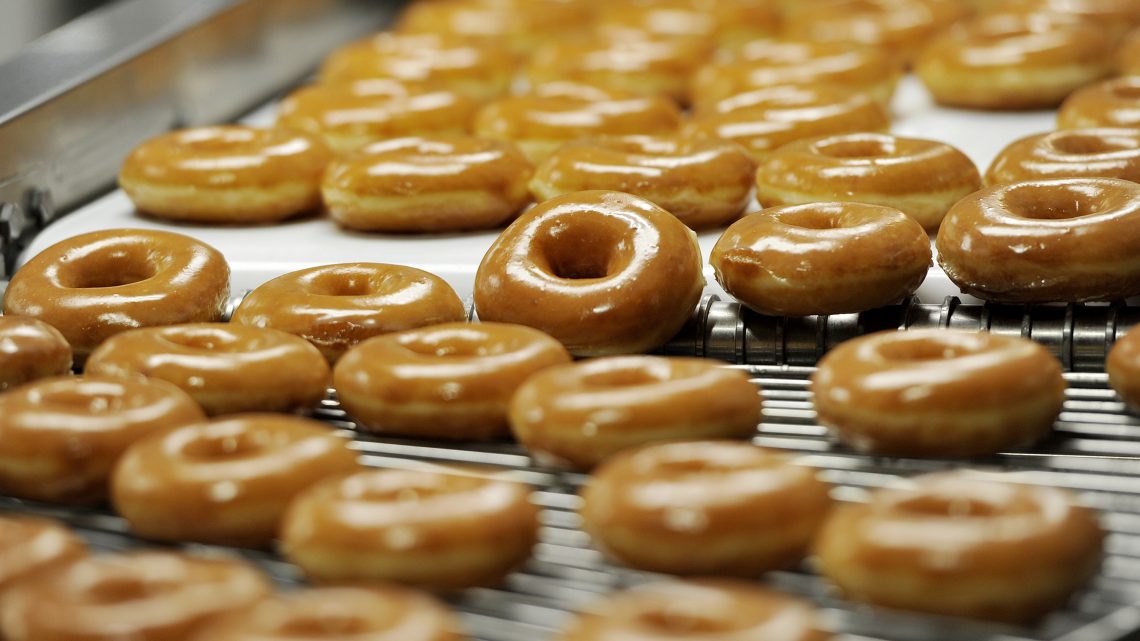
[280,467,539,589]
[0,517,87,595]
[596,0,781,50]
[1058,76,1140,129]
[232,263,466,362]
[321,136,534,232]
[334,322,571,440]
[558,580,831,641]
[188,586,465,641]
[812,329,1066,457]
[711,202,931,316]
[784,0,968,63]
[936,178,1140,302]
[508,356,761,469]
[814,471,1104,623]
[118,126,331,223]
[2,229,230,362]
[85,323,329,416]
[112,414,358,547]
[755,133,980,230]
[473,191,704,356]
[0,316,71,391]
[986,128,1140,185]
[396,0,593,55]
[1107,324,1140,408]
[530,135,754,230]
[276,80,479,154]
[580,441,830,575]
[0,551,271,641]
[0,375,204,502]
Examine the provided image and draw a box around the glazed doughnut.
[814,471,1104,623]
[710,203,931,316]
[508,356,761,469]
[754,132,982,230]
[812,329,1066,457]
[0,551,271,641]
[986,128,1140,185]
[580,441,830,575]
[321,135,534,232]
[334,322,571,440]
[1107,324,1140,408]
[112,413,358,547]
[1058,76,1140,129]
[188,586,464,641]
[0,375,204,502]
[1118,25,1140,74]
[276,80,479,154]
[991,0,1140,39]
[559,580,830,641]
[85,323,329,416]
[118,126,330,223]
[596,0,781,50]
[319,33,514,102]
[784,0,968,63]
[530,135,755,230]
[232,263,466,362]
[936,178,1140,302]
[473,83,683,163]
[0,316,71,391]
[280,467,539,589]
[916,12,1113,110]
[473,191,703,356]
[2,229,230,362]
[684,85,890,161]
[396,0,593,55]
[0,517,87,596]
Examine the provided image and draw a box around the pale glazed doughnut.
[917,12,1113,110]
[276,80,479,154]
[0,517,87,596]
[986,128,1140,185]
[118,126,331,223]
[232,263,466,362]
[711,203,931,316]
[334,322,571,440]
[473,191,704,356]
[396,0,593,55]
[85,323,329,416]
[784,0,968,63]
[814,471,1104,623]
[812,329,1065,457]
[1058,76,1140,129]
[473,83,683,163]
[280,467,539,589]
[2,229,230,362]
[0,375,204,502]
[558,580,831,641]
[321,136,534,232]
[0,316,71,391]
[936,178,1140,302]
[1107,324,1140,408]
[0,551,271,641]
[530,135,755,230]
[580,441,830,575]
[319,33,514,102]
[596,0,781,50]
[188,586,465,641]
[684,85,890,161]
[112,413,358,547]
[508,356,761,469]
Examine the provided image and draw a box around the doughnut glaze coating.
[986,128,1140,185]
[0,517,87,596]
[784,0,968,63]
[596,0,781,49]
[396,0,593,55]
[1108,324,1140,408]
[0,316,71,391]
[1058,76,1140,129]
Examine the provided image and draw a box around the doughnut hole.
[579,363,671,388]
[876,337,977,361]
[40,387,127,414]
[812,136,896,159]
[279,613,372,635]
[1051,132,1138,155]
[1003,182,1108,220]
[84,576,170,604]
[774,207,844,230]
[397,329,504,358]
[59,250,157,289]
[179,430,267,461]
[1112,81,1140,101]
[157,328,246,353]
[535,215,635,281]
[636,609,736,635]
[304,269,377,297]
[894,494,1002,518]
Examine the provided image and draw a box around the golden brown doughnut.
[509,356,761,469]
[596,0,781,50]
[0,551,271,641]
[85,323,329,416]
[2,229,230,363]
[473,191,704,356]
[812,329,1065,456]
[276,80,479,154]
[986,128,1140,185]
[0,517,87,596]
[814,471,1104,623]
[756,132,979,230]
[1058,76,1140,129]
[321,135,534,232]
[784,0,968,63]
[580,441,830,575]
[711,203,931,316]
[936,177,1140,302]
[1108,324,1140,408]
[334,322,571,440]
[112,413,358,547]
[396,0,593,55]
[530,135,754,229]
[0,316,71,391]
[0,375,204,502]
[280,467,539,589]
[232,263,466,362]
[118,126,331,223]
